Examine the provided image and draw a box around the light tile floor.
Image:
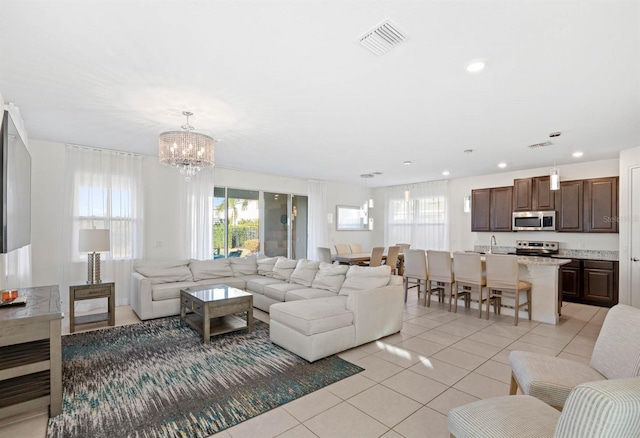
[0,295,608,438]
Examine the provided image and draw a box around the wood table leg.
[203,304,210,343]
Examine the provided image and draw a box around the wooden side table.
[69,282,115,333]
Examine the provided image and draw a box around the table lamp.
[79,229,110,284]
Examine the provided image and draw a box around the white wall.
[619,146,640,306]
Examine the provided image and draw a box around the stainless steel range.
[515,240,559,257]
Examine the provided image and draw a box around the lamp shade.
[79,229,110,252]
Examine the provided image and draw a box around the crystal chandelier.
[158,111,215,181]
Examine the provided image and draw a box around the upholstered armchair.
[448,377,640,437]
[509,304,640,409]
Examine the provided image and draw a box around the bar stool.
[485,254,531,326]
[385,246,400,275]
[427,250,454,309]
[402,249,427,303]
[452,252,486,317]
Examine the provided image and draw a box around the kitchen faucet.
[489,235,497,254]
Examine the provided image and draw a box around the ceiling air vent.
[527,141,553,150]
[358,19,406,56]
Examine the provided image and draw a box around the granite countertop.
[473,246,619,262]
[516,256,572,266]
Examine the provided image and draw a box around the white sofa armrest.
[346,285,403,345]
[131,272,154,320]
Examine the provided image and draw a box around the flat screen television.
[0,110,32,253]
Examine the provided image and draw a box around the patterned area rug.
[47,317,362,438]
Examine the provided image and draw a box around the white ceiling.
[1,0,639,187]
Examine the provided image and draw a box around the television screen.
[1,110,32,253]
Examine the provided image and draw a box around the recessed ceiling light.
[442,171,450,176]
[498,162,507,168]
[572,151,583,158]
[403,161,412,166]
[466,59,486,73]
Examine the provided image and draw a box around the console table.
[69,282,115,333]
[0,285,63,418]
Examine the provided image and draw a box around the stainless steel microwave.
[512,211,556,231]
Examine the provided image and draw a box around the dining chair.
[349,243,363,253]
[448,377,640,438]
[384,246,400,275]
[317,247,332,264]
[426,250,454,309]
[402,249,427,303]
[334,244,350,254]
[509,304,640,410]
[395,243,410,253]
[369,247,384,267]
[452,251,485,317]
[485,254,531,326]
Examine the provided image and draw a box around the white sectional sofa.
[131,255,404,361]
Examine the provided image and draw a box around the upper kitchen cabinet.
[556,180,584,232]
[584,177,618,233]
[513,176,555,212]
[471,186,512,232]
[471,188,491,231]
[491,186,513,231]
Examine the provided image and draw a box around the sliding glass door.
[213,188,260,259]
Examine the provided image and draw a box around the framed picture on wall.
[336,205,369,231]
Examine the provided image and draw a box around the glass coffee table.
[180,284,254,343]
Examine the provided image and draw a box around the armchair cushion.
[510,350,605,408]
[448,395,559,438]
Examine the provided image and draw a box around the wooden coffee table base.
[180,286,253,343]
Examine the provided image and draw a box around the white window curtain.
[62,145,144,312]
[384,180,449,250]
[181,168,215,260]
[307,180,327,260]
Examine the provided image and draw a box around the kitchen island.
[513,256,571,325]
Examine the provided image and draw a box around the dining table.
[332,252,405,275]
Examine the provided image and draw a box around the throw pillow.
[339,265,392,295]
[188,258,234,281]
[230,256,258,276]
[311,262,349,293]
[290,259,321,287]
[257,255,280,277]
[272,258,298,281]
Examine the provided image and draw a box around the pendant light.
[549,132,562,190]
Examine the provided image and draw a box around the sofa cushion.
[135,260,193,284]
[151,281,197,301]
[340,265,392,295]
[290,259,320,287]
[311,263,349,293]
[230,256,258,276]
[263,283,303,302]
[257,255,280,277]
[272,258,298,281]
[246,277,285,294]
[285,288,338,302]
[194,277,247,290]
[188,258,234,281]
[270,297,352,336]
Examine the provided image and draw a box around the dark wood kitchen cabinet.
[490,186,513,231]
[471,188,491,231]
[561,259,618,307]
[513,176,555,212]
[584,177,618,233]
[471,186,512,232]
[556,180,584,232]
